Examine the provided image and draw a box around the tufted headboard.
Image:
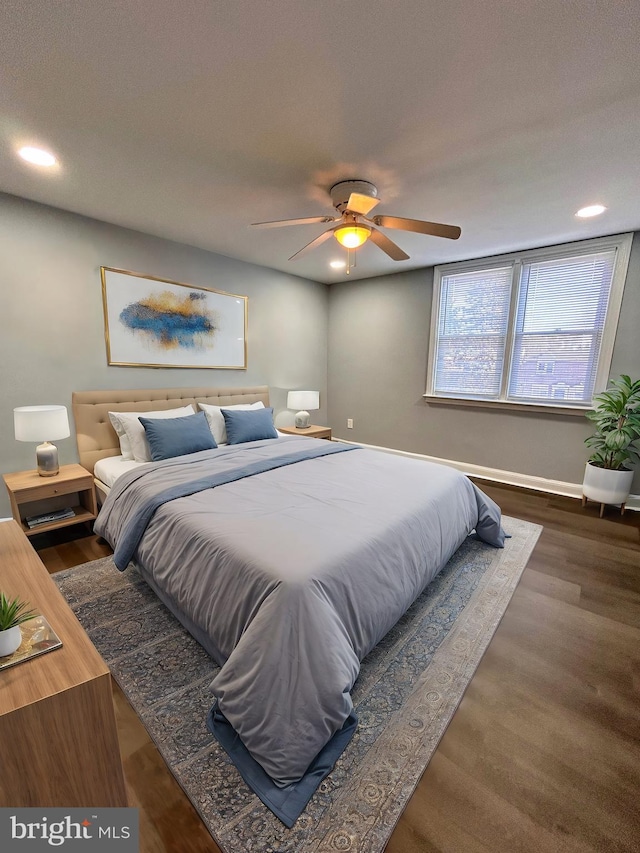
[72,386,270,475]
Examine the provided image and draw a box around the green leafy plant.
[0,592,36,631]
[585,375,640,470]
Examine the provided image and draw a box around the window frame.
[425,233,633,413]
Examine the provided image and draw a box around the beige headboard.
[72,386,270,474]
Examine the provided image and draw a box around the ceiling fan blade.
[347,192,381,216]
[288,227,336,260]
[369,227,410,261]
[251,215,336,229]
[372,215,461,240]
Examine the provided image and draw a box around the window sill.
[422,395,589,417]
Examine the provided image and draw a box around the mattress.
[94,455,144,488]
[94,432,292,489]
[95,436,505,792]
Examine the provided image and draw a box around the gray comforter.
[95,436,504,785]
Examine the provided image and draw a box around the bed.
[73,385,505,821]
[73,385,272,504]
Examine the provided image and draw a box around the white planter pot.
[0,625,22,657]
[582,462,634,506]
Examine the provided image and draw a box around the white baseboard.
[334,438,640,512]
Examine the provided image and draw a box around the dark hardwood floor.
[35,483,640,852]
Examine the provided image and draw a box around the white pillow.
[198,401,264,445]
[109,405,196,462]
[108,412,134,459]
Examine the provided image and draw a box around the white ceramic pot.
[0,625,22,657]
[582,462,634,506]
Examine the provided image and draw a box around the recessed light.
[18,146,57,167]
[576,204,606,218]
[329,260,346,269]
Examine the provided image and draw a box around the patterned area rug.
[54,515,541,853]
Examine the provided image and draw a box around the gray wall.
[0,193,328,517]
[328,233,640,493]
[2,190,637,521]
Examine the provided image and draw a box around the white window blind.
[434,267,512,398]
[427,234,632,410]
[508,251,616,404]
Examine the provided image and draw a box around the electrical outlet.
[347,418,353,429]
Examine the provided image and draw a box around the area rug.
[54,515,541,853]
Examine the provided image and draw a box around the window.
[426,234,632,410]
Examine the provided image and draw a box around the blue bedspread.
[109,441,358,570]
[95,435,505,824]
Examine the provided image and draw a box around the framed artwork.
[100,267,247,369]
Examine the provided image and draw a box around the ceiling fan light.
[334,224,371,249]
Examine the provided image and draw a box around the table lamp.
[14,405,70,477]
[287,391,319,429]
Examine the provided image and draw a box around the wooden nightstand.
[3,463,98,538]
[279,424,332,440]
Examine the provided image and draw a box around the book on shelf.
[25,507,76,528]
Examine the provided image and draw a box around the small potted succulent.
[583,374,640,511]
[0,592,36,656]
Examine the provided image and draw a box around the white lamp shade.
[287,391,319,411]
[14,405,70,442]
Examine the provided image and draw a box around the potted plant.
[0,592,36,657]
[583,374,640,513]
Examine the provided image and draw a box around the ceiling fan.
[251,180,461,264]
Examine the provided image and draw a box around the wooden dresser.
[0,520,127,807]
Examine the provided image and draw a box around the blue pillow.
[221,406,278,444]
[139,411,217,461]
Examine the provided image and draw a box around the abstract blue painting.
[101,267,247,368]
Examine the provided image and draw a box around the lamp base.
[294,411,311,429]
[36,442,59,477]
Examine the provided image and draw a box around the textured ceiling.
[1,0,639,283]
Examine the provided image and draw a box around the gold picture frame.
[101,267,247,369]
